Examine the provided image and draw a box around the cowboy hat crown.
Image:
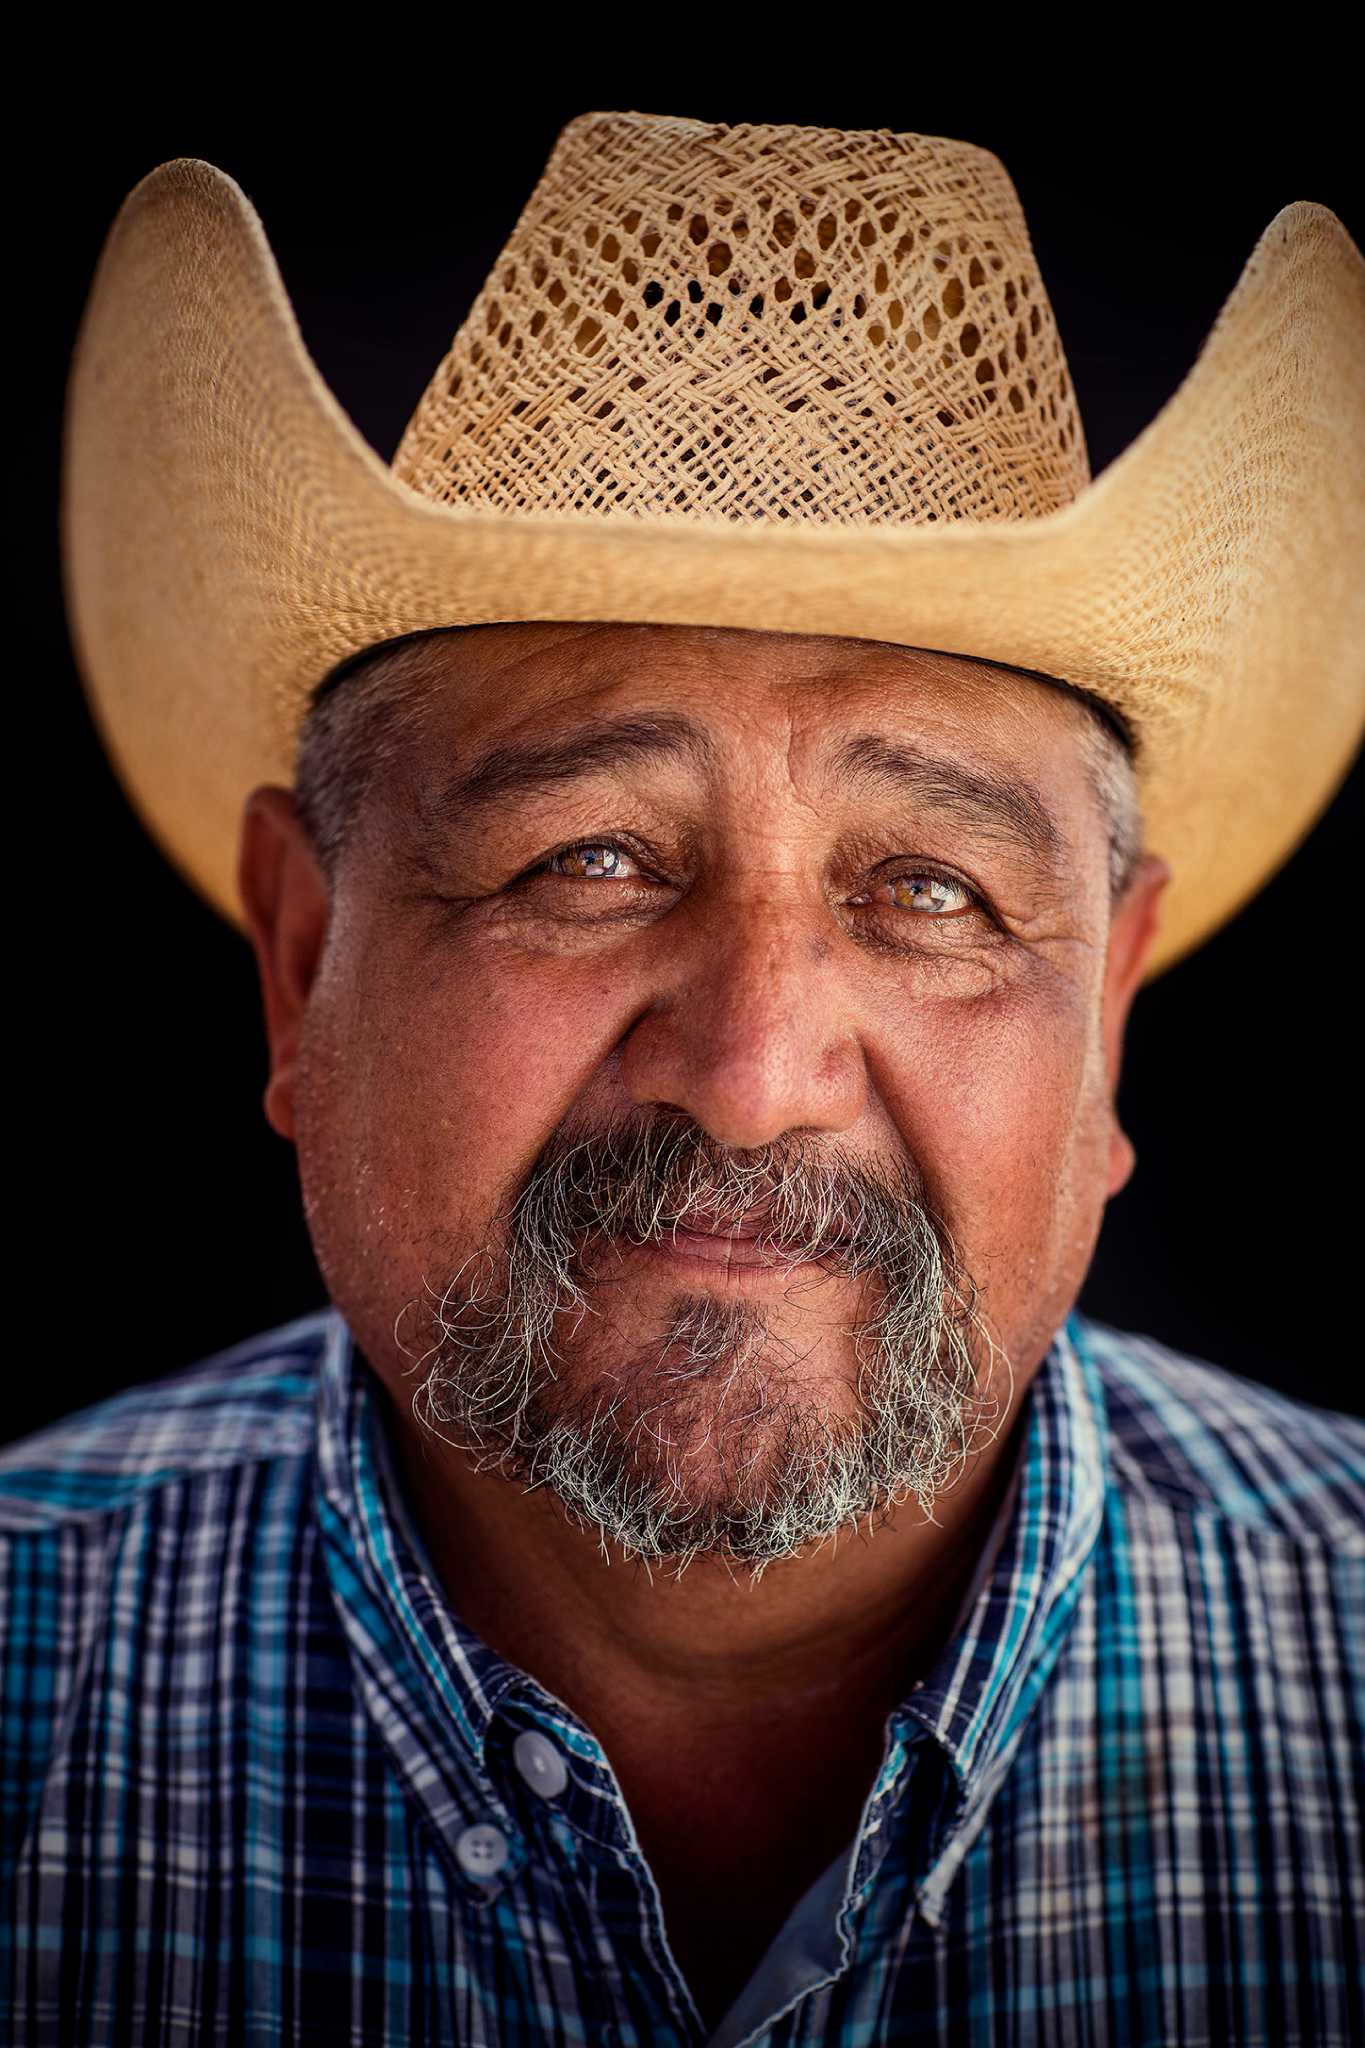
[391,113,1089,525]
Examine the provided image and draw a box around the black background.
[9,57,1362,1441]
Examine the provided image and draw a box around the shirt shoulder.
[0,1308,334,1535]
[1071,1310,1365,1553]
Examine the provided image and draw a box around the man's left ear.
[237,786,331,1144]
[1101,852,1173,1197]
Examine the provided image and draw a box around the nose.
[615,897,868,1149]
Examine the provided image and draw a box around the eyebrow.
[422,712,717,824]
[830,733,1067,872]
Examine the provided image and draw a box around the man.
[4,112,1363,2045]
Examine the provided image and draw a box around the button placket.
[843,1730,928,1911]
[495,1709,629,1860]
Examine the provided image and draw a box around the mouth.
[666,1224,794,1268]
[649,1210,847,1276]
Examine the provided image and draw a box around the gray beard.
[396,1110,1011,1583]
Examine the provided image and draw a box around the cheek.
[292,929,621,1304]
[870,977,1108,1335]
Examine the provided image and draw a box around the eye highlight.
[524,840,987,927]
[853,870,980,916]
[501,839,994,950]
[546,842,640,880]
[875,872,970,913]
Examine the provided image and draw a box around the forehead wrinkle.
[830,732,1070,873]
[422,708,718,826]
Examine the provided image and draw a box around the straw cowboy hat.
[60,110,1365,979]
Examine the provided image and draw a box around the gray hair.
[294,625,1144,905]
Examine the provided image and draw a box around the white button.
[455,1823,509,1881]
[513,1729,569,1799]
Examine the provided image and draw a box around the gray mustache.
[503,1108,934,1280]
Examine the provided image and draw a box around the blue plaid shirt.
[2,1303,1362,2046]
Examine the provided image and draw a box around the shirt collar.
[313,1300,1109,1915]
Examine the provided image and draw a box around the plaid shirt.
[2,1302,1362,2046]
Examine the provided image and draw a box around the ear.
[1100,851,1172,1198]
[237,786,330,1143]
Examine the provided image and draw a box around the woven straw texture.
[392,119,1090,525]
[59,111,1365,979]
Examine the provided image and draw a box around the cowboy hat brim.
[60,158,1365,979]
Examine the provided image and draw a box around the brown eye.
[878,872,976,914]
[548,843,638,880]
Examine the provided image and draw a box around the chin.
[579,1277,866,1399]
[543,1303,860,1490]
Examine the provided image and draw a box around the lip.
[665,1224,797,1268]
[634,1221,847,1290]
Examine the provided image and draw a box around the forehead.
[400,620,1097,782]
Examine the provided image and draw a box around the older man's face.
[246,623,1164,1574]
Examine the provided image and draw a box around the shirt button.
[513,1729,569,1799]
[455,1824,509,1881]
